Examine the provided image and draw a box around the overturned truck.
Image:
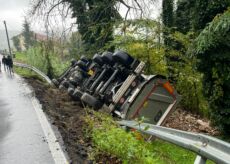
[52,51,181,125]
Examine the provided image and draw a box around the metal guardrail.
[14,62,52,84]
[118,120,230,164]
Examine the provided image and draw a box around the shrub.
[16,43,69,78]
[195,8,230,134]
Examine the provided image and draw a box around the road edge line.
[15,74,69,164]
[31,96,69,164]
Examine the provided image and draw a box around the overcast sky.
[0,0,31,31]
[0,0,161,50]
[0,0,161,32]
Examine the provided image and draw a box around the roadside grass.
[14,52,27,63]
[14,50,69,78]
[14,66,45,82]
[84,110,215,164]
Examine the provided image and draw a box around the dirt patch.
[24,77,219,163]
[163,108,220,136]
[25,77,91,164]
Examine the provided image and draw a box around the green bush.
[109,19,168,75]
[195,8,230,134]
[110,21,209,116]
[15,43,69,78]
[167,32,209,116]
[85,111,160,163]
[84,111,213,164]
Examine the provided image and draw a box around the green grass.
[15,50,69,78]
[14,52,28,63]
[151,139,196,164]
[14,66,45,82]
[151,140,214,164]
[84,111,215,164]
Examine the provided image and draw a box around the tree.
[162,0,174,44]
[31,0,121,55]
[31,0,154,55]
[162,0,174,29]
[174,0,229,33]
[174,0,195,34]
[66,0,121,55]
[12,36,21,51]
[67,32,83,58]
[22,19,33,50]
[162,0,178,80]
[195,8,230,134]
[192,0,230,31]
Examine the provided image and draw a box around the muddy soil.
[26,78,91,164]
[164,109,219,136]
[25,77,219,163]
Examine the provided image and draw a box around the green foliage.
[14,66,44,82]
[192,0,229,31]
[12,36,21,51]
[67,32,84,58]
[151,140,214,164]
[174,0,229,33]
[109,19,209,116]
[162,0,174,28]
[15,43,69,78]
[84,110,210,164]
[92,126,159,163]
[196,8,230,53]
[110,19,167,75]
[22,19,34,50]
[195,8,230,134]
[162,0,174,49]
[66,0,121,55]
[174,0,195,33]
[167,32,209,115]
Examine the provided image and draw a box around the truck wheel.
[93,53,104,66]
[72,88,83,100]
[52,79,59,87]
[101,52,114,66]
[68,87,75,96]
[76,60,88,71]
[113,50,134,67]
[62,80,69,88]
[81,93,102,110]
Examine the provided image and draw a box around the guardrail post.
[194,155,207,164]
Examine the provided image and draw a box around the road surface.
[0,59,67,164]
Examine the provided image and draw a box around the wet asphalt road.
[0,66,55,164]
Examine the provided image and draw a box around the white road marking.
[15,74,69,164]
[31,97,69,164]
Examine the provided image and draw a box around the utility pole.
[3,20,12,56]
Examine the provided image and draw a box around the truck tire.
[68,87,75,96]
[113,50,134,67]
[101,52,114,66]
[93,53,104,66]
[52,79,59,87]
[62,80,69,88]
[71,59,77,66]
[76,60,88,71]
[72,88,83,100]
[81,93,102,110]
